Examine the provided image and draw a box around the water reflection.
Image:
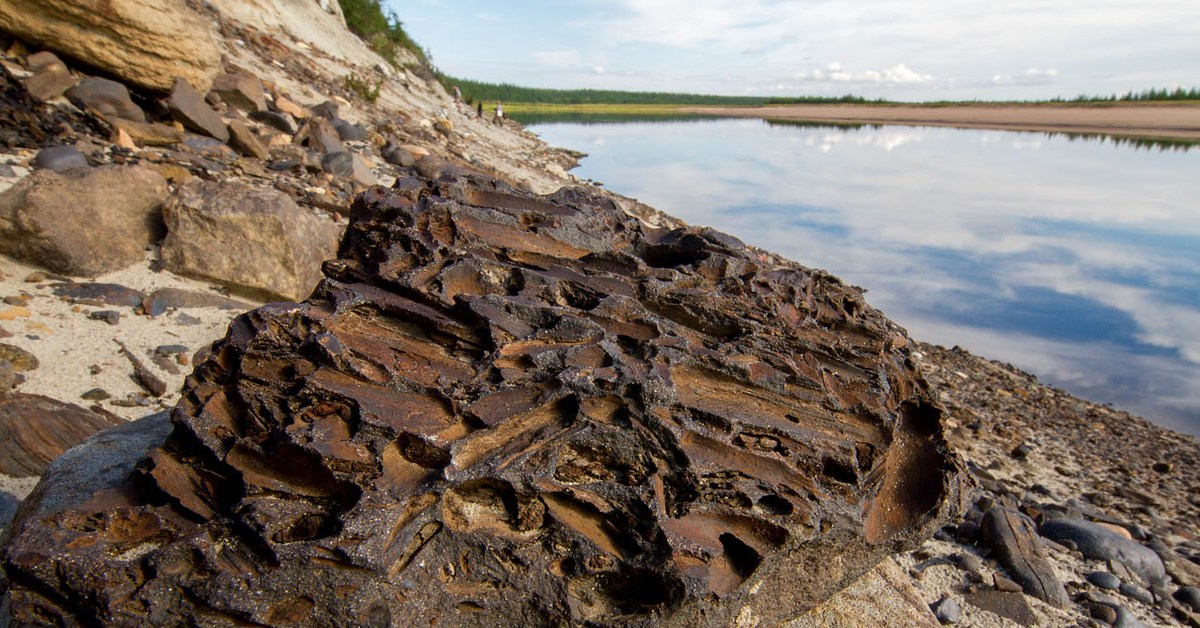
[527,119,1200,435]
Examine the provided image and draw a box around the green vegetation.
[1058,86,1200,103]
[343,72,381,103]
[765,95,887,105]
[337,0,431,71]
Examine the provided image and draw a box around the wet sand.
[682,102,1200,141]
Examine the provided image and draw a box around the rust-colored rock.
[0,393,122,476]
[2,176,965,625]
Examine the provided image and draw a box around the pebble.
[24,272,46,283]
[175,313,202,326]
[954,553,984,575]
[33,145,90,171]
[80,388,111,401]
[1010,442,1033,459]
[0,306,33,321]
[0,344,39,371]
[1090,603,1119,624]
[0,164,16,178]
[87,310,121,325]
[992,573,1023,592]
[1118,582,1153,604]
[1089,571,1122,590]
[154,344,190,356]
[930,596,961,624]
[0,360,19,394]
[1175,586,1200,612]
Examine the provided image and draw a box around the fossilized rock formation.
[0,0,221,93]
[2,176,965,626]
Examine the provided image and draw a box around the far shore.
[681,102,1200,141]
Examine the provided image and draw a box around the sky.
[389,0,1199,101]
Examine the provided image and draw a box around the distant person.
[495,101,504,126]
[476,101,483,118]
[453,85,462,103]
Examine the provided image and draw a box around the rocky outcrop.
[0,0,221,93]
[2,175,965,626]
[160,179,343,301]
[0,165,168,275]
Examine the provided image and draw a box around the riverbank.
[683,102,1200,142]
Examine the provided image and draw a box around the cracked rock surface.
[2,175,966,626]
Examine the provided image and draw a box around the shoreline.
[681,102,1200,141]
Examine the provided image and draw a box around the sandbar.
[682,102,1200,141]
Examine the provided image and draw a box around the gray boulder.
[161,180,343,301]
[1040,519,1167,585]
[66,77,145,122]
[5,411,170,529]
[0,165,168,275]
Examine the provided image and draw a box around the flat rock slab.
[0,393,123,476]
[964,590,1038,626]
[2,175,966,626]
[982,507,1069,606]
[166,78,229,143]
[51,282,145,308]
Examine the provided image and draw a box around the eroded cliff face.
[2,175,965,626]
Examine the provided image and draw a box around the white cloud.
[591,65,606,75]
[797,62,936,85]
[473,12,500,22]
[991,68,1059,85]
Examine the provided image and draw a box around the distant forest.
[438,75,769,106]
[436,74,1199,106]
[1061,87,1200,102]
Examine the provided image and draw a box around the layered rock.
[0,0,221,93]
[2,175,965,625]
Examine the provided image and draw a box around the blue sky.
[390,0,1199,101]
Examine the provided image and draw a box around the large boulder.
[0,0,221,93]
[0,165,168,275]
[1,175,966,626]
[160,180,343,301]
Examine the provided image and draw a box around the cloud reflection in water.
[529,119,1200,435]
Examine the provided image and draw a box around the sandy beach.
[683,102,1200,141]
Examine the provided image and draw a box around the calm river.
[523,117,1200,436]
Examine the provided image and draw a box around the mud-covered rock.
[2,175,966,626]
